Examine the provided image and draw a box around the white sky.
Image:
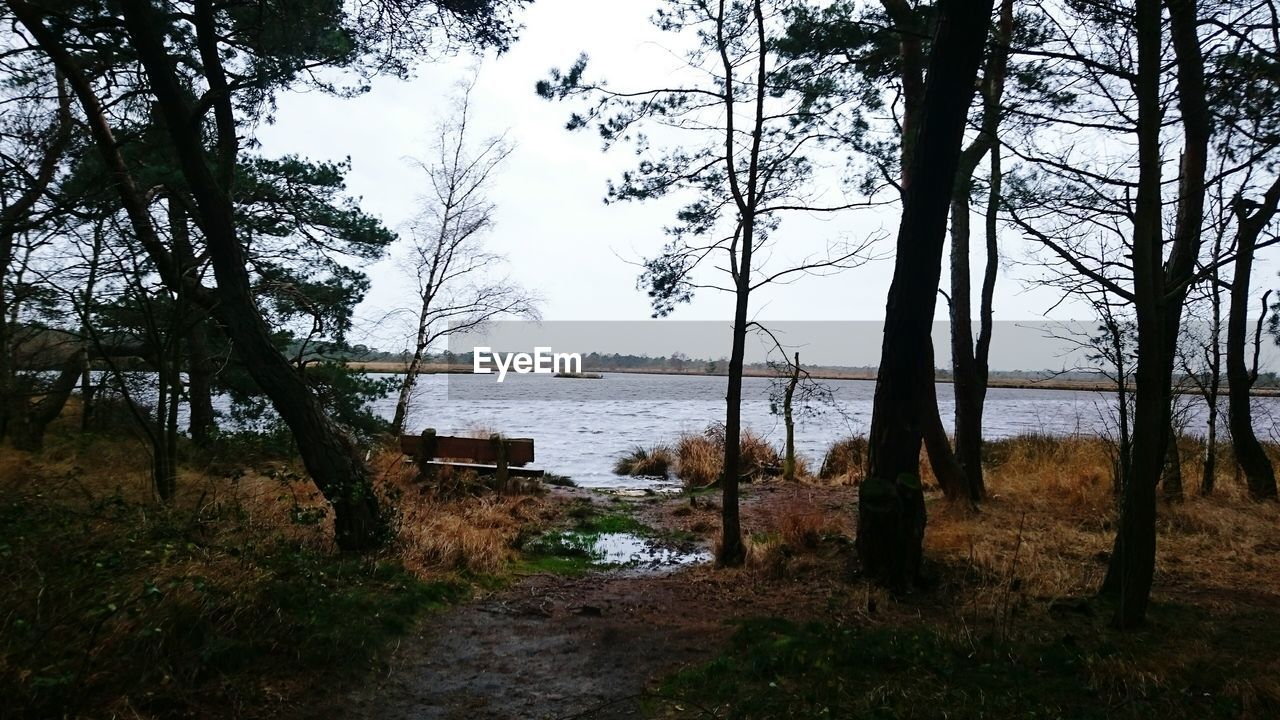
[254,0,1280,357]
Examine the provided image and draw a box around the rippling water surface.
[368,372,1280,490]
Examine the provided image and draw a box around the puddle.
[591,532,711,566]
[597,486,683,498]
[529,530,711,571]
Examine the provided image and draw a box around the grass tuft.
[614,444,676,477]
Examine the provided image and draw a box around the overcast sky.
[254,0,1280,359]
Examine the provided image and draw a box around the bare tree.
[1003,0,1232,627]
[539,0,872,566]
[390,79,538,435]
[1176,180,1228,495]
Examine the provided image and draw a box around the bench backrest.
[400,431,535,466]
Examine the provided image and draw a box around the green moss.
[576,511,645,534]
[516,499,656,575]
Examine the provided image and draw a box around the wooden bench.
[399,428,543,486]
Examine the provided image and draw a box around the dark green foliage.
[225,361,394,444]
[657,608,1280,719]
[0,492,463,718]
[776,1,1069,196]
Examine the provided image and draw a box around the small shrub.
[745,533,790,578]
[676,432,722,488]
[776,502,843,551]
[613,445,675,477]
[541,473,577,488]
[675,425,787,487]
[820,437,868,481]
[740,429,783,477]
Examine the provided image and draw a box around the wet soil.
[340,482,861,720]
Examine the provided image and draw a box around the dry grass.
[673,424,792,488]
[0,416,555,718]
[819,436,868,482]
[668,434,1280,718]
[926,433,1280,605]
[775,499,845,551]
[370,449,551,575]
[613,444,676,476]
[675,432,722,487]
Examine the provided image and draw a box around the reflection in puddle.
[591,532,711,566]
[533,530,711,569]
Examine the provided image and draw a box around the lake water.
[371,372,1280,490]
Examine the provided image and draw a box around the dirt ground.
[334,467,1280,720]
[339,483,864,720]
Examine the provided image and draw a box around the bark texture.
[858,0,994,587]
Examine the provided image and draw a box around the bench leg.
[491,433,510,491]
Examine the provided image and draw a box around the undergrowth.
[654,601,1280,719]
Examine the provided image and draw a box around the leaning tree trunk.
[10,349,86,452]
[391,333,431,436]
[390,358,419,437]
[1225,215,1277,499]
[116,3,383,549]
[858,0,994,588]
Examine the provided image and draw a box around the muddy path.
[340,483,861,720]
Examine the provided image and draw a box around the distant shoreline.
[345,361,1280,397]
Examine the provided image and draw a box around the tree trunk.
[920,355,967,499]
[719,217,754,568]
[391,356,420,437]
[883,0,969,502]
[118,3,383,549]
[1226,223,1277,498]
[10,349,85,452]
[783,352,798,481]
[185,321,216,443]
[948,181,985,502]
[392,319,431,436]
[1100,0,1172,630]
[0,231,13,442]
[169,199,215,444]
[946,0,1011,505]
[858,0,994,588]
[153,354,179,502]
[8,3,384,547]
[1201,238,1223,495]
[1162,424,1183,502]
